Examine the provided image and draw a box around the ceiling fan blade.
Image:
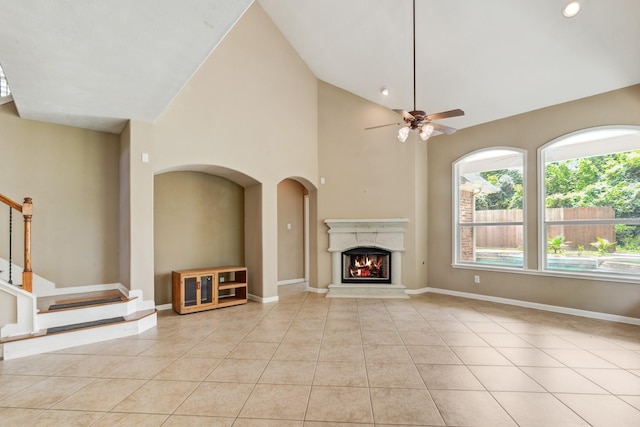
[365,122,402,130]
[426,109,465,121]
[430,122,458,135]
[393,109,415,121]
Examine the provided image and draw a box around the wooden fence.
[475,207,615,249]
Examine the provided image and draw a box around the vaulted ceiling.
[0,0,638,134]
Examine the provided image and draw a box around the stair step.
[36,290,138,331]
[37,289,130,314]
[1,309,156,344]
[0,309,157,360]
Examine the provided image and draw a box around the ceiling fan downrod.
[412,0,416,112]
[364,0,465,140]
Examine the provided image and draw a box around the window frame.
[537,125,640,280]
[0,64,10,98]
[453,147,527,270]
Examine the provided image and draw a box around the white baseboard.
[405,287,429,295]
[248,293,279,303]
[158,295,280,307]
[423,287,640,326]
[308,286,328,294]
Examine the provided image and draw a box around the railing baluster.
[22,197,33,292]
[8,206,12,284]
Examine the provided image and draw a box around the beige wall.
[144,2,318,300]
[428,85,640,317]
[153,172,244,305]
[0,102,120,287]
[0,292,16,326]
[119,120,155,301]
[277,179,305,282]
[119,122,132,288]
[317,81,427,290]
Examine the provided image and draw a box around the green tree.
[575,158,600,189]
[545,162,575,195]
[544,150,640,249]
[476,169,523,210]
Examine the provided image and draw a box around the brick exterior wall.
[459,189,475,261]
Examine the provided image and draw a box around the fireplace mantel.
[324,218,409,298]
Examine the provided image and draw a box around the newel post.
[22,197,33,292]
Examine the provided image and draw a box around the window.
[0,64,10,98]
[454,148,525,269]
[540,126,640,278]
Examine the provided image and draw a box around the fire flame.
[349,255,384,278]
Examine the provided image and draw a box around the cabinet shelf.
[218,282,246,290]
[172,266,247,314]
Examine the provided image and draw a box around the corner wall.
[0,102,120,286]
[316,81,427,291]
[119,120,154,301]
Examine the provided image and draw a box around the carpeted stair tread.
[48,296,124,310]
[46,316,126,334]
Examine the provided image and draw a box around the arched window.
[454,148,526,269]
[0,64,10,98]
[539,126,640,278]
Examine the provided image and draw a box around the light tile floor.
[2,285,640,426]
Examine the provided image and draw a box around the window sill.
[452,263,639,284]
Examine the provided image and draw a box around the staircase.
[0,282,157,360]
[0,193,157,360]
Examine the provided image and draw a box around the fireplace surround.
[325,218,409,298]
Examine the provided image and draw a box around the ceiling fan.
[366,0,464,142]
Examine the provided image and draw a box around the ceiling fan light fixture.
[397,126,410,142]
[420,123,434,141]
[562,1,580,18]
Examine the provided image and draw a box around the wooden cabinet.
[172,266,247,314]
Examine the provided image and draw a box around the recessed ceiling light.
[562,1,580,18]
[380,86,390,96]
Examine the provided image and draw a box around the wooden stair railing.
[0,193,33,292]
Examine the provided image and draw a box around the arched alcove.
[153,171,245,305]
[153,165,261,305]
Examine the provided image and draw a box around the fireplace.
[325,218,409,298]
[342,247,391,284]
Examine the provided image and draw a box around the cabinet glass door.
[184,277,198,306]
[200,275,213,304]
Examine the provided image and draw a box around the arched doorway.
[277,178,308,285]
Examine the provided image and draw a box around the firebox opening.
[342,247,391,284]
